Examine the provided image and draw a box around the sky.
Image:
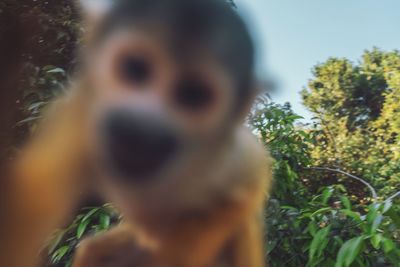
[234,0,400,121]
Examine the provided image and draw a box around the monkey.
[1,0,272,266]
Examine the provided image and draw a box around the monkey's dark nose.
[102,110,178,181]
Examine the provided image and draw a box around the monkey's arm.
[72,224,160,267]
[71,204,262,267]
[71,191,266,267]
[157,138,270,267]
[222,137,270,267]
[227,214,265,267]
[1,93,90,267]
[155,187,267,267]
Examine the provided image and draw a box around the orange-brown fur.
[2,84,271,267]
[1,1,272,266]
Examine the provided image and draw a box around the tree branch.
[387,191,400,202]
[305,166,378,200]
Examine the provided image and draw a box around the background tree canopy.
[302,49,400,197]
[0,1,399,267]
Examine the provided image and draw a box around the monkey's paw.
[72,227,155,267]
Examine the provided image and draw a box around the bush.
[252,102,400,266]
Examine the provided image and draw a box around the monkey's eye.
[173,77,214,112]
[119,55,152,85]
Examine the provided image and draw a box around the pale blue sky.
[235,0,400,121]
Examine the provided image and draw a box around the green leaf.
[47,230,66,254]
[322,187,334,205]
[370,234,382,249]
[340,196,351,210]
[286,115,304,120]
[382,200,392,214]
[47,67,65,74]
[370,214,383,234]
[341,210,362,222]
[382,238,395,253]
[309,225,331,265]
[77,219,90,239]
[311,207,331,217]
[51,246,69,263]
[308,221,318,236]
[16,116,42,126]
[82,207,100,222]
[100,213,111,230]
[367,204,378,224]
[335,236,365,267]
[28,101,46,111]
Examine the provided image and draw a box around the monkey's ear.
[236,80,260,122]
[78,0,114,26]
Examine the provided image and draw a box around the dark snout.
[101,110,179,182]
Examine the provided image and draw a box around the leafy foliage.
[0,0,79,140]
[301,49,400,197]
[252,102,400,267]
[250,101,312,204]
[48,205,118,267]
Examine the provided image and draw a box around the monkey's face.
[86,30,237,184]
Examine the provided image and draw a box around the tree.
[302,48,400,196]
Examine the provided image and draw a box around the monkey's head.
[79,0,256,204]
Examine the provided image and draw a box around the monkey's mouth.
[101,110,179,182]
[106,131,178,181]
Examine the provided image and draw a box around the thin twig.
[386,191,400,202]
[305,167,378,200]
